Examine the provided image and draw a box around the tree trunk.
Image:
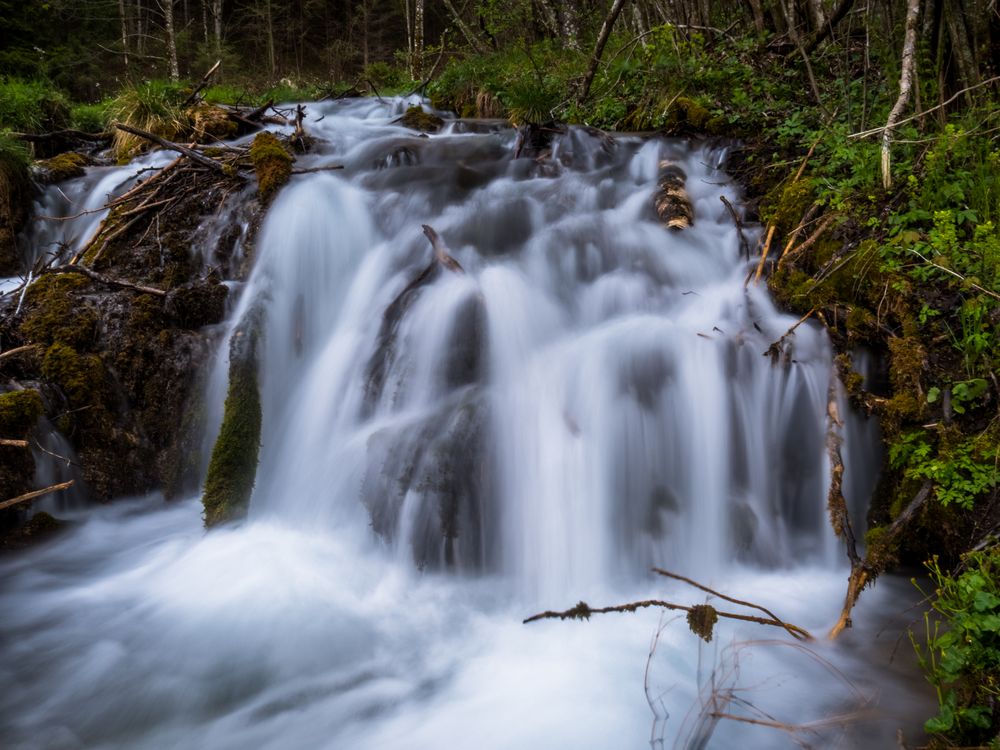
[163,0,180,80]
[212,0,223,56]
[119,0,130,71]
[404,0,415,78]
[444,0,488,53]
[746,0,766,32]
[881,0,920,189]
[580,0,631,102]
[560,1,580,50]
[414,0,425,78]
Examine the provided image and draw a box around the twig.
[720,196,750,259]
[0,344,43,362]
[0,480,75,512]
[849,76,1000,139]
[752,225,777,283]
[114,124,232,175]
[652,568,813,640]
[290,165,344,174]
[523,598,813,640]
[764,308,817,363]
[780,213,840,267]
[182,59,222,106]
[909,249,1000,302]
[44,265,167,298]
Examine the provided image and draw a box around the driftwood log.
[654,160,693,230]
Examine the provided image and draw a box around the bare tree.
[881,0,920,189]
[161,0,180,79]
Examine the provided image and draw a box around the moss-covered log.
[202,313,262,527]
[249,131,293,202]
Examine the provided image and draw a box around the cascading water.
[0,99,931,749]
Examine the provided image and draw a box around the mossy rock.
[202,315,262,527]
[400,105,444,133]
[249,131,293,203]
[33,152,89,184]
[41,342,105,409]
[761,178,816,237]
[186,103,238,141]
[664,96,714,133]
[0,389,43,436]
[21,274,98,348]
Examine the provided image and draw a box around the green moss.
[400,105,444,132]
[761,178,816,237]
[35,152,88,182]
[664,96,713,132]
[0,389,43,436]
[885,336,926,421]
[21,274,97,347]
[249,131,293,202]
[41,342,105,407]
[202,317,262,527]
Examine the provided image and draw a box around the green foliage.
[107,80,190,161]
[890,430,998,510]
[913,549,1000,746]
[70,101,111,132]
[0,77,70,132]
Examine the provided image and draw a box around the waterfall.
[0,98,926,750]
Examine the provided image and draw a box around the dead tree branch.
[114,124,232,175]
[45,264,167,297]
[0,480,75,512]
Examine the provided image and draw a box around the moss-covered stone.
[249,131,293,202]
[41,342,105,408]
[400,105,444,133]
[761,178,815,238]
[0,389,43,436]
[33,152,89,183]
[21,274,97,347]
[186,103,238,141]
[202,314,262,526]
[885,336,927,422]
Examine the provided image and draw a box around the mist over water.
[0,98,930,748]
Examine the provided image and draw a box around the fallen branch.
[422,224,465,273]
[0,480,75,512]
[114,123,232,175]
[0,344,43,363]
[11,129,111,143]
[0,439,29,448]
[720,196,750,259]
[290,164,344,175]
[45,264,167,297]
[652,567,813,640]
[523,598,813,641]
[182,59,222,106]
[752,225,777,283]
[779,213,840,267]
[909,248,1000,302]
[764,308,816,363]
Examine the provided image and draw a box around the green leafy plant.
[912,549,1000,745]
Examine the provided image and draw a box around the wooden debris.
[0,480,75,512]
[654,160,693,230]
[114,124,234,175]
[422,224,464,274]
[182,59,222,107]
[44,264,167,297]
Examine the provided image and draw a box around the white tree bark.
[162,0,180,80]
[212,0,223,56]
[119,0,130,70]
[881,0,920,189]
[414,0,425,78]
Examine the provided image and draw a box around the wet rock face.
[1,151,264,506]
[0,143,33,276]
[361,390,495,570]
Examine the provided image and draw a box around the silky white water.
[0,98,929,748]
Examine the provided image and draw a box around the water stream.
[0,98,930,748]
